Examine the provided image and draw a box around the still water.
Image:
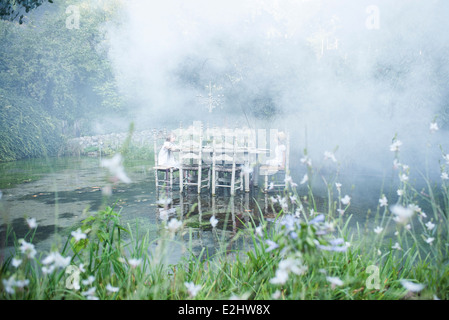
[0,156,391,263]
[0,156,284,262]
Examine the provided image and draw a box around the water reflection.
[160,190,257,226]
[0,157,281,262]
[0,155,392,263]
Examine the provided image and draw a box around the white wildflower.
[128,258,142,268]
[441,172,449,180]
[392,242,402,250]
[391,205,415,225]
[425,237,435,245]
[159,209,169,221]
[100,153,131,184]
[42,265,55,274]
[341,195,351,205]
[2,276,17,294]
[400,280,425,292]
[106,284,119,293]
[41,253,55,265]
[167,218,182,233]
[185,282,201,298]
[2,276,29,294]
[78,263,86,273]
[425,221,435,231]
[400,174,409,182]
[210,216,218,228]
[278,197,288,210]
[408,204,421,213]
[82,275,95,286]
[15,279,29,289]
[393,159,400,170]
[335,182,342,192]
[42,251,71,269]
[229,292,250,300]
[390,140,402,152]
[282,259,307,276]
[269,257,307,285]
[158,207,176,221]
[300,156,312,167]
[443,153,449,164]
[255,225,263,237]
[265,240,279,252]
[430,122,439,133]
[81,287,97,298]
[419,211,427,219]
[379,196,388,207]
[26,217,38,229]
[269,269,289,285]
[374,226,383,234]
[300,174,308,185]
[324,151,337,162]
[326,276,344,288]
[11,258,22,268]
[71,228,87,242]
[272,290,281,299]
[18,239,36,259]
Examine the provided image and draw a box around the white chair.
[179,123,211,194]
[259,130,290,193]
[211,129,243,196]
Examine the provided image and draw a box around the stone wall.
[66,130,157,156]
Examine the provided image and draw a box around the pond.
[0,155,409,264]
[0,156,282,263]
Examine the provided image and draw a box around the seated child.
[158,133,179,168]
[265,131,286,170]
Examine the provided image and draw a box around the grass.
[1,135,449,300]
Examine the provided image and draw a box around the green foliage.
[1,197,448,300]
[0,0,125,161]
[0,88,64,162]
[71,205,128,254]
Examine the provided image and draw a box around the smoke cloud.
[105,0,449,182]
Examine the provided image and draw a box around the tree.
[0,0,52,24]
[0,0,125,161]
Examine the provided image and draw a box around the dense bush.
[0,0,124,161]
[0,89,64,161]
